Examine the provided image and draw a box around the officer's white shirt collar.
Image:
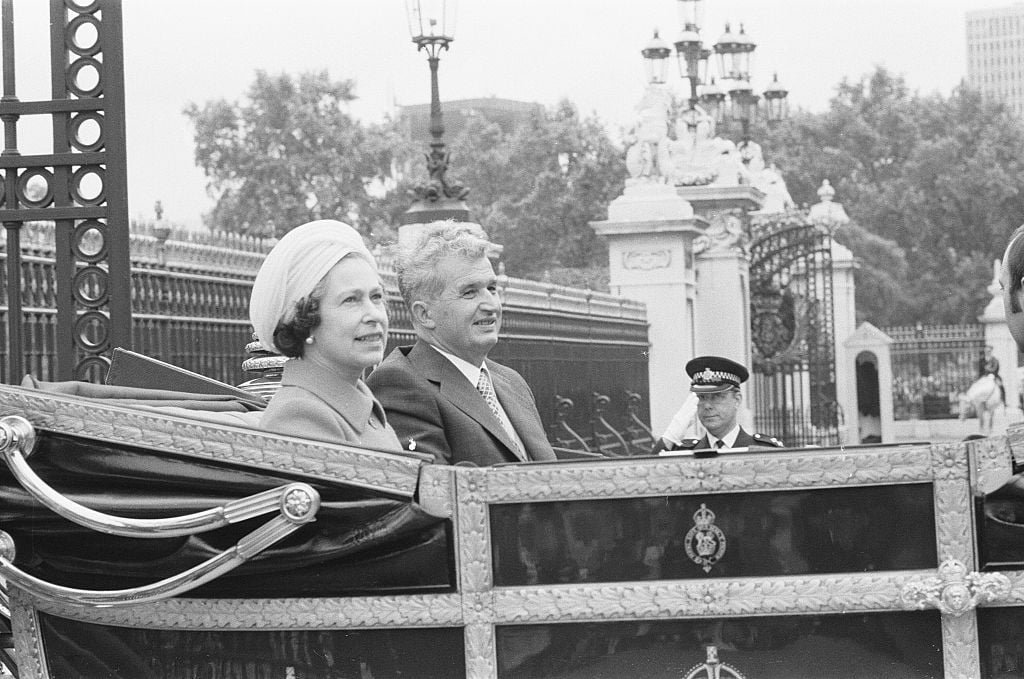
[707,424,741,449]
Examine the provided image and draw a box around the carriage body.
[3,383,1024,678]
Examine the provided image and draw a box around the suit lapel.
[411,342,526,461]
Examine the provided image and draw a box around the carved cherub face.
[942,584,971,614]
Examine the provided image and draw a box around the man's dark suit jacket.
[367,341,556,466]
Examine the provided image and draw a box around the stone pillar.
[980,258,1022,422]
[680,185,764,429]
[830,240,859,443]
[680,186,764,366]
[590,183,703,435]
[843,322,895,443]
[809,180,857,442]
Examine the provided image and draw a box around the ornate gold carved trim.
[464,623,496,679]
[0,385,422,497]
[931,442,970,482]
[943,613,981,679]
[417,464,455,518]
[457,468,492,593]
[14,591,463,629]
[10,586,45,679]
[990,571,1024,605]
[492,572,924,623]
[931,442,974,566]
[901,559,1011,616]
[971,434,1014,495]
[935,478,974,566]
[484,446,934,502]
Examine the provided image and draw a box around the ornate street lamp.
[713,23,755,82]
[642,30,672,85]
[698,77,726,124]
[667,1,788,141]
[402,0,470,225]
[673,0,708,122]
[762,72,789,124]
[727,78,759,143]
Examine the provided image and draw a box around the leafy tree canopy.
[376,99,625,287]
[186,67,1024,326]
[757,67,1024,325]
[184,70,403,237]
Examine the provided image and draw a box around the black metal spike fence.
[885,323,986,420]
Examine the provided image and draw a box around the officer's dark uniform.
[653,355,784,453]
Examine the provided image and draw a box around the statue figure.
[752,162,795,213]
[693,208,748,255]
[624,87,673,184]
[670,107,746,187]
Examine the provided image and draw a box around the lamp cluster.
[642,0,789,138]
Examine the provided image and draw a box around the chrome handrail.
[0,415,307,538]
[0,481,319,608]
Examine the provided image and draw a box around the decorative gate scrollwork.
[0,0,131,383]
[747,213,839,446]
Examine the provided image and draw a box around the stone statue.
[693,208,748,255]
[624,87,673,185]
[752,162,794,213]
[669,107,746,187]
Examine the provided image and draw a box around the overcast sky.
[5,0,1010,229]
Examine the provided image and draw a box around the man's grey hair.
[396,220,493,309]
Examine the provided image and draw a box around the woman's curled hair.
[272,291,322,358]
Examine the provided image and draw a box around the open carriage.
[2,380,1024,678]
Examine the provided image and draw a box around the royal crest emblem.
[684,503,726,573]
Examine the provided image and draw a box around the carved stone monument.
[591,88,704,434]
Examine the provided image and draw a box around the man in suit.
[367,222,556,466]
[654,355,784,452]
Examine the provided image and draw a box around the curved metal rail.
[0,415,305,538]
[0,483,319,607]
[0,415,321,607]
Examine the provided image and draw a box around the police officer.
[655,355,783,452]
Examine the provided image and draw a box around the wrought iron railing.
[0,228,650,434]
[885,324,985,420]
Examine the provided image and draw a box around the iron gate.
[747,213,839,446]
[0,0,131,383]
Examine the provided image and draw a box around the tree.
[184,70,402,237]
[757,67,1024,325]
[419,100,626,286]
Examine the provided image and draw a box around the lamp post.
[670,0,788,144]
[401,0,470,225]
[642,30,672,86]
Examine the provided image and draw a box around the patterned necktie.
[477,369,523,457]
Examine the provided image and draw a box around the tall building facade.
[966,4,1024,115]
